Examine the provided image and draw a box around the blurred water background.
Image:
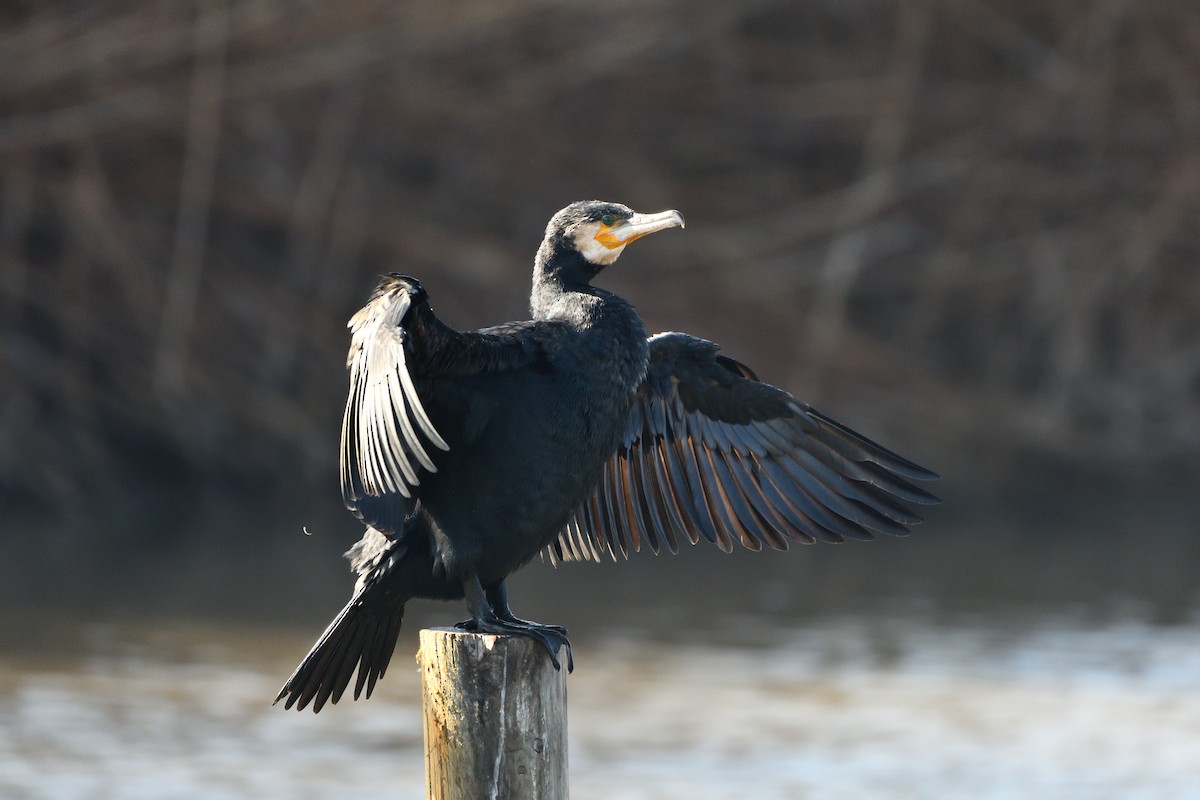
[2,1,1199,797]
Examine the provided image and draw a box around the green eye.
[601,214,615,227]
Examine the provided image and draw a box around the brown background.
[2,0,1197,624]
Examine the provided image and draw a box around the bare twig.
[0,88,177,154]
[258,86,362,388]
[154,0,229,399]
[805,0,934,383]
[0,164,34,322]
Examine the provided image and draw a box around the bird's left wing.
[548,332,940,563]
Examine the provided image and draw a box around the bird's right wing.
[341,273,546,535]
[548,332,939,564]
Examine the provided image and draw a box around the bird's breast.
[421,336,646,580]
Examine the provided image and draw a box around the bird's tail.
[274,586,406,712]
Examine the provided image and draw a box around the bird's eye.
[601,214,615,227]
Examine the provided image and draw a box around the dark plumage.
[275,201,939,712]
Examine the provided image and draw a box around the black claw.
[528,625,573,673]
[458,613,574,672]
[500,616,568,638]
[491,605,568,638]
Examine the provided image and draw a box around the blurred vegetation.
[1,0,1198,541]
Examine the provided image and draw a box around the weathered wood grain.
[420,628,568,800]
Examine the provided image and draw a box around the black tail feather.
[274,590,406,713]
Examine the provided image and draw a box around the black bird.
[275,201,939,712]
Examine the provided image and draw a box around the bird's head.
[536,201,685,285]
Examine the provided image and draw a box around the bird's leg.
[486,580,568,636]
[454,575,574,672]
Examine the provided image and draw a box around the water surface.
[2,612,1197,799]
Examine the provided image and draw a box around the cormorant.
[275,201,939,712]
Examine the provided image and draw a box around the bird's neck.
[530,284,597,324]
[530,249,604,323]
[530,250,648,402]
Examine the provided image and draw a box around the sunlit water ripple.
[2,614,1198,799]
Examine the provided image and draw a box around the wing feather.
[640,443,681,554]
[703,446,764,551]
[549,332,939,562]
[690,438,740,552]
[747,453,818,544]
[341,276,448,530]
[652,435,702,547]
[637,443,674,554]
[617,452,645,553]
[600,457,631,559]
[721,452,791,550]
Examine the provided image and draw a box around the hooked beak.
[596,209,686,250]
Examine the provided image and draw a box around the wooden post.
[419,628,568,800]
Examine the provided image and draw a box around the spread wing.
[549,332,940,563]
[341,273,545,535]
[341,275,448,535]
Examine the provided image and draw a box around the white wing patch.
[343,285,449,501]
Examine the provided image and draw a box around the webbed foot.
[454,614,574,672]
